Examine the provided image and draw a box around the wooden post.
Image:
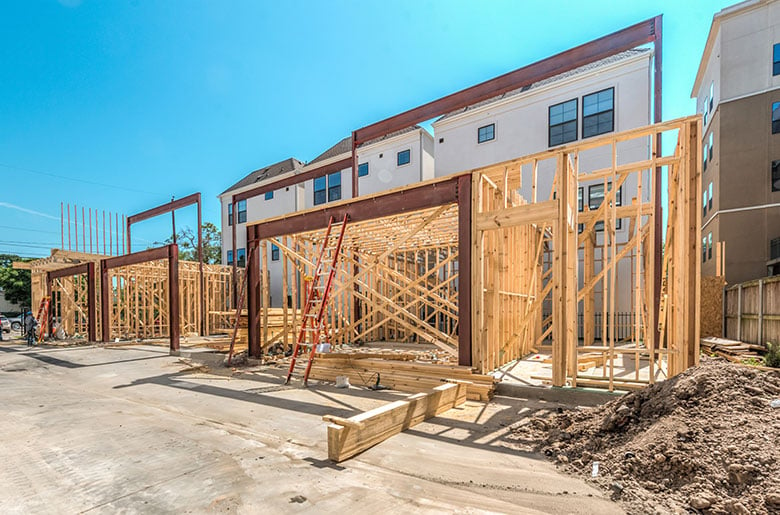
[737,284,742,342]
[758,279,764,346]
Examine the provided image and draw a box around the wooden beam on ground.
[323,382,468,462]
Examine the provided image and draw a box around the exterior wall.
[713,92,780,284]
[432,54,652,177]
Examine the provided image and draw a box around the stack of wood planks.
[211,308,301,349]
[323,382,468,462]
[307,353,495,401]
[700,336,767,363]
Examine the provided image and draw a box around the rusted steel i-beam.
[246,239,261,358]
[100,260,110,342]
[457,175,473,367]
[168,243,180,353]
[87,262,97,342]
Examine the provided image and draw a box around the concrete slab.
[0,343,622,514]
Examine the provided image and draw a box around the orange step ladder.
[35,296,51,343]
[285,214,348,386]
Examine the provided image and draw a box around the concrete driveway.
[0,343,621,514]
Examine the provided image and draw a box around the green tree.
[0,254,32,308]
[152,222,222,264]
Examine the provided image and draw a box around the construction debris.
[700,336,767,364]
[510,358,780,514]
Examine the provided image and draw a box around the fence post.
[737,284,742,341]
[758,279,764,346]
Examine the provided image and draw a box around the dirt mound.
[511,358,780,514]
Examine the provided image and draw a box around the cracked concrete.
[0,343,622,514]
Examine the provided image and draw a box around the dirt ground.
[0,342,622,514]
[507,358,780,514]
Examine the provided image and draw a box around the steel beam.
[457,175,472,366]
[168,244,180,353]
[249,176,462,242]
[100,260,110,342]
[126,192,201,226]
[247,240,261,358]
[103,246,169,270]
[87,262,97,342]
[48,263,89,280]
[354,16,660,144]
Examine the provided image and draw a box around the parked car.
[0,315,10,333]
[7,315,22,331]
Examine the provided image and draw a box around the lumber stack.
[323,382,468,462]
[700,337,766,363]
[307,354,495,401]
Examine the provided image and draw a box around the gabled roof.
[308,126,423,166]
[436,48,653,122]
[221,157,305,195]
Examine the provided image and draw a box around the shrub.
[765,342,780,368]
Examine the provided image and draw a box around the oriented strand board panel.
[700,275,726,338]
[323,382,467,462]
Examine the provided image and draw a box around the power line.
[0,224,59,235]
[0,162,159,196]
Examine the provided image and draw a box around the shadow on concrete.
[12,351,167,369]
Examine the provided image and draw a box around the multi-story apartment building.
[219,127,434,307]
[433,49,654,315]
[693,0,780,283]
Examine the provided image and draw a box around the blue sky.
[0,0,733,258]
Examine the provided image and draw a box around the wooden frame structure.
[246,116,701,390]
[24,247,236,352]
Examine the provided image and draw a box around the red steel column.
[87,262,97,342]
[457,175,472,367]
[351,131,359,198]
[653,15,664,348]
[100,260,110,342]
[247,231,261,358]
[168,244,180,353]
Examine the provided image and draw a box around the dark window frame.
[774,43,780,76]
[708,182,713,209]
[237,248,246,268]
[582,88,614,139]
[228,203,233,226]
[327,171,341,202]
[703,237,707,263]
[264,190,274,200]
[773,101,780,134]
[708,233,713,260]
[477,123,495,144]
[237,200,247,224]
[772,160,780,192]
[271,244,279,261]
[588,182,622,231]
[548,98,578,147]
[358,162,369,177]
[397,149,411,167]
[314,175,327,206]
[227,250,233,265]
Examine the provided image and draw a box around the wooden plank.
[323,382,467,462]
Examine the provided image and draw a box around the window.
[478,123,495,143]
[773,102,780,134]
[774,43,780,76]
[703,143,708,172]
[772,160,780,192]
[703,190,708,217]
[314,172,342,205]
[704,105,708,127]
[709,182,713,209]
[228,203,233,226]
[583,88,614,138]
[237,200,247,223]
[588,182,622,230]
[397,149,411,166]
[771,237,780,260]
[328,172,341,202]
[702,237,707,263]
[227,250,233,265]
[577,187,583,212]
[314,176,327,205]
[549,99,577,146]
[358,163,369,177]
[237,248,246,268]
[708,233,713,260]
[709,82,714,112]
[709,132,714,161]
[265,191,274,200]
[271,244,279,261]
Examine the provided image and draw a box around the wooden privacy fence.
[725,275,780,346]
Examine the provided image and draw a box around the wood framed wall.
[245,116,701,390]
